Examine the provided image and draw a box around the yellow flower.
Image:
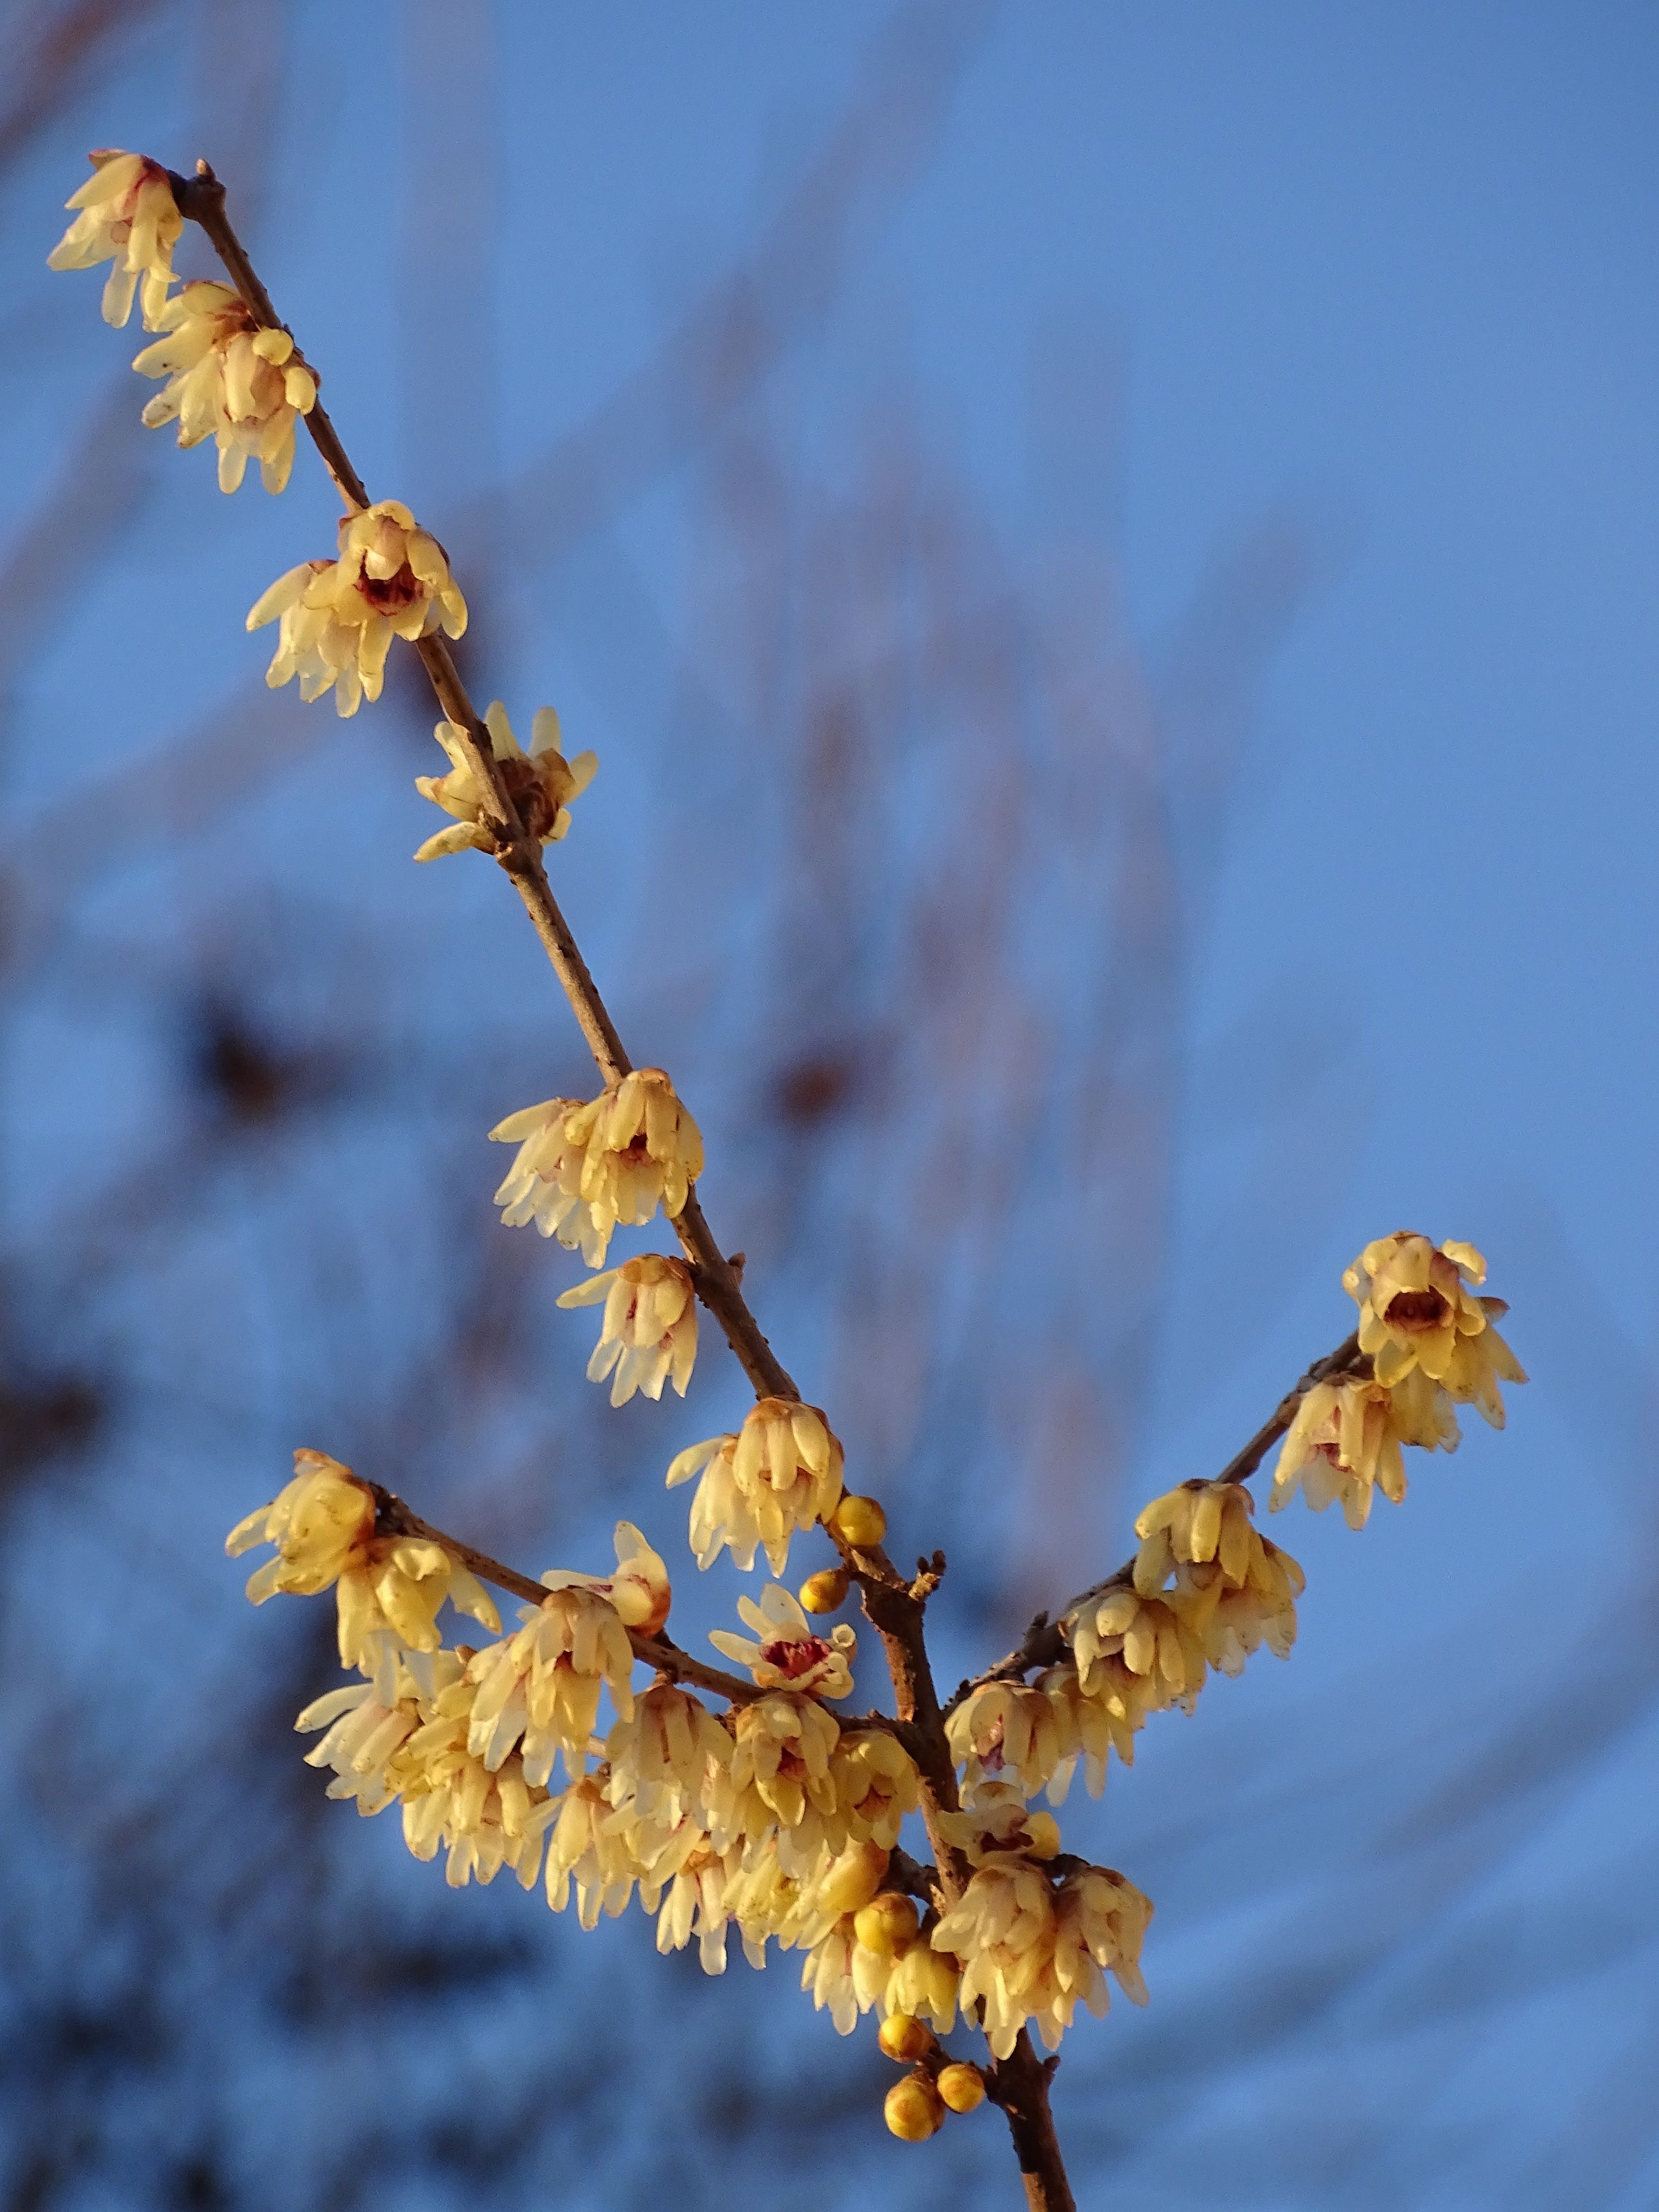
[131,280,317,492]
[649,1839,735,1975]
[1346,1233,1479,1381]
[798,1913,901,2036]
[929,1856,1151,2059]
[605,1683,731,1830]
[541,1518,673,1635]
[666,1397,844,1575]
[946,1680,1069,1801]
[705,1691,843,1876]
[1271,1374,1447,1528]
[883,1937,960,2036]
[1069,1586,1206,1705]
[246,499,467,717]
[295,1667,426,1817]
[556,1253,697,1405]
[709,1582,857,1697]
[467,1535,651,1788]
[830,1730,919,1848]
[1174,1537,1304,1676]
[1051,1864,1152,2014]
[544,1773,643,1927]
[937,1778,1062,1868]
[413,700,596,862]
[1042,1658,1151,1798]
[395,1661,554,1889]
[1132,1479,1264,1595]
[490,1068,702,1267]
[225,1448,499,1678]
[48,149,180,328]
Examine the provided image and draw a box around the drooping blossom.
[247,500,467,716]
[490,1068,702,1266]
[48,149,180,328]
[131,280,317,491]
[556,1253,697,1405]
[413,700,596,861]
[667,1397,844,1575]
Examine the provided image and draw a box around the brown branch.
[945,1329,1367,1717]
[172,160,1070,2212]
[985,2034,1076,2212]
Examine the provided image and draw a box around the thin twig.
[944,1330,1367,1717]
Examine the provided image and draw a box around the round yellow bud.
[854,1891,920,1957]
[818,1839,890,1917]
[832,1494,888,1548]
[1025,1812,1062,1859]
[936,2062,986,2115]
[878,2012,933,2063]
[883,2076,944,2142]
[798,1566,851,1615]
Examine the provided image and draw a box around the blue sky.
[5,5,1658,2207]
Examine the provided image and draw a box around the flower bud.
[818,1839,890,1916]
[799,1566,851,1614]
[879,2012,933,2063]
[832,1494,888,1548]
[936,2062,986,2115]
[854,1891,919,1956]
[884,2075,944,2142]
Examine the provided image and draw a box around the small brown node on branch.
[727,1250,746,1281]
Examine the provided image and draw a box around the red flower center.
[357,564,423,615]
[1384,1288,1450,1332]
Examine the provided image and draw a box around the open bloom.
[710,1583,857,1698]
[930,1854,1151,2059]
[397,1663,555,1888]
[606,1684,731,1830]
[1043,1658,1153,1798]
[247,500,467,716]
[466,1525,662,1788]
[1132,1480,1264,1595]
[225,1448,498,1680]
[667,1397,844,1575]
[1069,1586,1206,1705]
[491,1069,702,1266]
[1273,1374,1435,1528]
[705,1692,843,1875]
[48,149,180,327]
[295,1665,428,1817]
[830,1730,918,1848]
[541,1519,672,1635]
[413,700,596,862]
[947,1679,1069,1801]
[1175,1537,1305,1676]
[556,1253,697,1405]
[131,280,317,491]
[545,1774,644,1926]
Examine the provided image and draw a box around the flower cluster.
[491,1068,703,1266]
[49,149,181,328]
[667,1397,845,1575]
[414,701,597,862]
[557,1253,698,1405]
[225,1449,499,1683]
[132,280,318,493]
[1272,1235,1526,1528]
[247,500,468,716]
[930,1783,1152,2059]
